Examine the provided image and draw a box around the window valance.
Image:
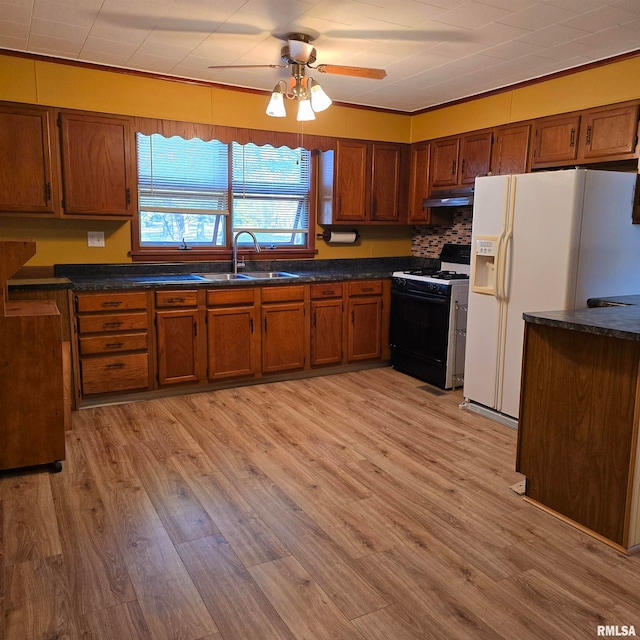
[133,117,335,152]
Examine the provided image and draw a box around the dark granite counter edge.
[10,257,435,293]
[523,303,640,342]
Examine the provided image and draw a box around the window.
[135,133,312,254]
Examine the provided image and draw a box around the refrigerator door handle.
[494,178,512,301]
[498,176,517,300]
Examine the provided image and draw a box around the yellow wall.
[411,55,640,141]
[1,52,639,266]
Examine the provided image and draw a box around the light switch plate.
[87,231,105,247]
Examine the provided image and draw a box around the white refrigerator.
[463,169,640,426]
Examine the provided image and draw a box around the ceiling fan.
[207,32,387,81]
[208,33,386,121]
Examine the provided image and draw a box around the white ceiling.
[2,0,640,112]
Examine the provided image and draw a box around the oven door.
[389,288,451,385]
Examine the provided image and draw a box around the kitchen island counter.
[518,295,640,554]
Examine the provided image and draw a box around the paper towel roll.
[325,231,358,244]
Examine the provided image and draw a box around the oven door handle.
[391,290,448,305]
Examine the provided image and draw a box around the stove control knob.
[392,277,406,289]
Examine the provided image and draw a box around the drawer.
[261,285,305,304]
[76,291,147,312]
[349,280,383,297]
[81,353,149,395]
[310,282,343,299]
[79,332,148,355]
[155,290,198,308]
[78,312,148,334]
[207,288,255,307]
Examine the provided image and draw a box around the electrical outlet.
[87,231,105,247]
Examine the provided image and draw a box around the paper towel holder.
[317,229,360,243]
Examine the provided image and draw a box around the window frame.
[131,131,317,262]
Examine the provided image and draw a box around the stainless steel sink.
[240,271,299,279]
[196,273,252,280]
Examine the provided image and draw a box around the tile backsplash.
[411,208,473,257]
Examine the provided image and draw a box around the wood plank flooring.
[2,367,639,639]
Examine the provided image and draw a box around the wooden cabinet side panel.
[518,323,639,545]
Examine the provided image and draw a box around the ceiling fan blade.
[208,64,287,70]
[315,65,386,80]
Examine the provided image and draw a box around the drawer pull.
[106,362,125,369]
[105,342,124,349]
[101,301,123,307]
[362,287,374,292]
[103,321,124,329]
[168,297,186,303]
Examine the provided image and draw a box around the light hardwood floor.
[2,367,639,639]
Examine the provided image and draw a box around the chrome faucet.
[232,230,261,273]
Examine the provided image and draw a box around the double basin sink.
[125,271,298,284]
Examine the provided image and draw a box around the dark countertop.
[8,257,436,293]
[523,294,640,342]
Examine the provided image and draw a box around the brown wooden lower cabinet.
[1,240,65,471]
[207,288,258,380]
[75,290,152,397]
[73,279,390,403]
[261,285,308,374]
[347,280,384,362]
[517,321,640,553]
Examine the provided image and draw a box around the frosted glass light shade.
[309,81,332,112]
[296,98,316,121]
[266,91,286,117]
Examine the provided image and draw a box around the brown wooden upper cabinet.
[0,103,59,215]
[532,103,639,168]
[59,111,136,217]
[430,131,492,189]
[318,139,405,224]
[408,142,430,223]
[491,124,532,175]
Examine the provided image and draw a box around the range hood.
[423,187,474,208]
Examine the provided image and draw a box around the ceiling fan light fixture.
[266,83,286,117]
[308,78,332,112]
[296,98,316,121]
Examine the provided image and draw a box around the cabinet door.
[580,104,639,161]
[408,142,430,223]
[491,124,531,175]
[370,143,401,222]
[0,104,57,214]
[207,306,257,380]
[59,112,135,217]
[334,140,368,221]
[311,299,343,366]
[460,131,492,184]
[430,138,460,188]
[532,114,580,167]
[156,309,199,385]
[262,303,306,373]
[347,297,382,362]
